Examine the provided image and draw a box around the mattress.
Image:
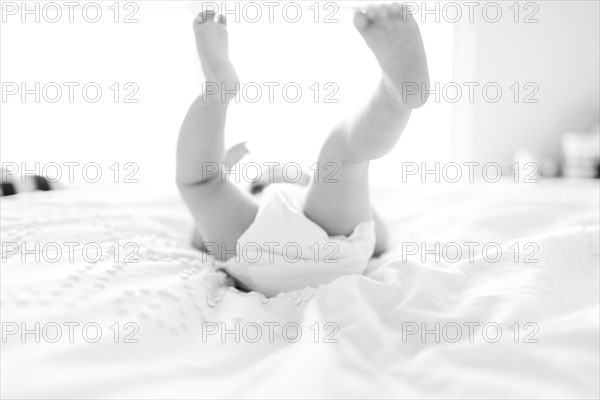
[1,180,599,399]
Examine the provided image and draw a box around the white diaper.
[214,183,376,297]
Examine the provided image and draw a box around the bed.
[1,179,599,399]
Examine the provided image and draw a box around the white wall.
[0,1,197,188]
[452,0,600,167]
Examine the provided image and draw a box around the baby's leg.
[304,4,429,255]
[177,12,257,261]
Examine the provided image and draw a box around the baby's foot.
[193,11,239,101]
[354,4,430,108]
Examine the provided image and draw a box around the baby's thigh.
[179,180,258,261]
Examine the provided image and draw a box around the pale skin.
[177,3,430,262]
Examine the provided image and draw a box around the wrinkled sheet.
[1,180,598,399]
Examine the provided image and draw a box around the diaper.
[214,183,376,297]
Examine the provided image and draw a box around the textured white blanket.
[1,180,598,399]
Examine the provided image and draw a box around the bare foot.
[354,3,430,108]
[193,11,239,101]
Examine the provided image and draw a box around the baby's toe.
[366,5,385,21]
[353,11,369,31]
[390,3,404,18]
[380,4,395,18]
[196,10,216,25]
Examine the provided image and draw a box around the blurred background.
[1,0,598,190]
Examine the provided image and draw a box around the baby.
[177,3,429,296]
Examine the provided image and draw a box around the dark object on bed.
[0,175,53,196]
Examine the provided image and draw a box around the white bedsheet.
[1,180,599,399]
